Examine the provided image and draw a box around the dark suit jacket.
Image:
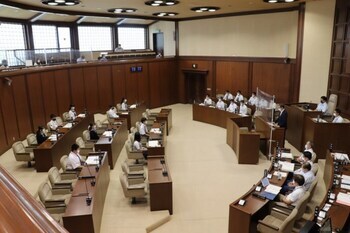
[276,110,288,128]
[90,130,100,140]
[36,131,48,144]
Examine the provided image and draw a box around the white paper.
[148,140,160,147]
[264,184,282,195]
[341,184,350,190]
[86,156,99,165]
[281,152,294,159]
[312,118,327,123]
[102,131,113,137]
[336,192,350,206]
[273,171,288,177]
[121,112,129,115]
[150,128,161,134]
[48,134,57,141]
[63,123,72,128]
[322,203,331,211]
[334,153,349,161]
[278,161,295,173]
[129,104,136,109]
[78,113,86,118]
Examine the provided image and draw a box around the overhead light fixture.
[263,0,298,3]
[145,0,179,7]
[153,12,178,17]
[108,8,137,13]
[42,0,80,6]
[191,6,220,13]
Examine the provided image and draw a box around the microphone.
[84,179,92,206]
[85,163,96,186]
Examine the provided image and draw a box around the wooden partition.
[0,58,177,154]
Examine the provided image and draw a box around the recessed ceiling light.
[108,8,137,13]
[48,2,58,5]
[55,0,65,3]
[263,0,298,3]
[153,12,178,17]
[42,0,79,6]
[191,7,220,13]
[145,0,179,7]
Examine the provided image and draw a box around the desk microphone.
[84,162,96,186]
[84,179,92,206]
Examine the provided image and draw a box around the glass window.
[118,27,146,50]
[32,25,58,50]
[58,27,71,49]
[78,26,112,51]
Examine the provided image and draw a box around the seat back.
[56,117,63,126]
[294,191,310,220]
[125,140,132,154]
[12,141,26,154]
[119,173,129,197]
[142,112,148,119]
[130,127,137,133]
[116,103,121,111]
[95,119,103,128]
[62,112,70,122]
[76,137,86,148]
[60,155,68,172]
[128,133,135,145]
[247,108,252,115]
[311,163,319,175]
[48,167,62,185]
[278,208,298,233]
[135,121,141,132]
[38,182,52,203]
[311,152,317,162]
[326,94,338,115]
[308,179,318,201]
[82,130,90,141]
[47,122,52,132]
[26,133,38,146]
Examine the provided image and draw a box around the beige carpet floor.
[0,103,326,233]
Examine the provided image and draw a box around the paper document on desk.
[333,153,349,161]
[341,184,350,191]
[129,104,136,109]
[312,118,327,123]
[342,175,350,185]
[264,184,282,195]
[336,192,350,206]
[148,140,160,147]
[103,131,113,137]
[278,161,295,172]
[281,152,294,159]
[78,113,86,118]
[86,156,99,165]
[121,112,129,115]
[273,171,288,177]
[63,123,72,129]
[150,128,161,134]
[48,134,57,141]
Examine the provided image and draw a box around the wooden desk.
[315,150,350,231]
[255,116,285,155]
[147,122,166,156]
[148,156,173,215]
[226,118,260,164]
[63,152,110,233]
[228,162,287,233]
[285,104,320,151]
[94,120,128,169]
[118,103,147,129]
[33,114,93,172]
[156,108,172,135]
[193,104,252,129]
[303,117,350,159]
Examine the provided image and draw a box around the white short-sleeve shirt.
[235,94,244,102]
[223,93,234,101]
[227,103,237,113]
[139,123,148,135]
[133,140,142,151]
[121,102,128,111]
[333,115,344,123]
[216,100,225,110]
[286,186,305,204]
[248,96,258,106]
[67,151,83,170]
[316,102,328,113]
[204,97,213,106]
[68,110,76,120]
[49,120,58,131]
[107,109,119,118]
[239,104,248,115]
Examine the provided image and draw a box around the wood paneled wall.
[178,57,298,104]
[328,0,350,116]
[0,58,177,154]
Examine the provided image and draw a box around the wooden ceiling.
[0,0,317,24]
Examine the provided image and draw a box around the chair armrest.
[128,183,146,190]
[80,147,94,152]
[60,173,77,180]
[128,177,145,185]
[52,189,71,195]
[258,220,279,231]
[52,184,72,190]
[273,201,295,211]
[44,202,66,208]
[16,152,31,155]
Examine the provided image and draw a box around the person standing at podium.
[223,90,234,101]
[226,100,238,113]
[248,92,258,106]
[332,108,344,123]
[216,97,225,110]
[275,105,288,128]
[314,96,328,113]
[234,90,244,103]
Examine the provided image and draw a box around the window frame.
[77,24,114,52]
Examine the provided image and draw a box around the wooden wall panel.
[168,61,178,105]
[252,63,291,104]
[54,70,71,115]
[97,66,113,112]
[0,82,19,144]
[149,63,161,108]
[41,71,58,123]
[216,61,250,96]
[11,76,32,137]
[83,67,99,113]
[0,106,7,153]
[112,65,126,106]
[137,63,149,106]
[125,64,138,104]
[69,68,86,112]
[27,73,46,131]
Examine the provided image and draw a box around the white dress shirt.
[239,104,248,115]
[133,140,142,151]
[227,102,238,113]
[121,102,128,111]
[332,115,344,123]
[223,93,234,101]
[316,102,328,113]
[248,96,258,106]
[68,110,76,120]
[107,109,119,118]
[48,119,58,131]
[67,151,83,170]
[286,186,305,205]
[235,94,244,102]
[293,169,315,191]
[204,97,213,106]
[216,100,225,110]
[139,123,148,135]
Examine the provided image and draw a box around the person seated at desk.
[133,132,148,160]
[295,141,315,163]
[282,162,315,194]
[88,123,99,140]
[274,105,288,128]
[107,106,119,119]
[216,97,225,110]
[99,55,108,62]
[115,44,123,52]
[223,90,234,101]
[34,58,44,66]
[68,104,77,121]
[226,100,238,113]
[239,100,248,115]
[66,143,85,171]
[314,96,328,113]
[234,90,244,102]
[332,108,344,123]
[48,114,60,131]
[76,55,86,63]
[203,94,213,106]
[248,92,258,106]
[36,126,48,144]
[121,98,128,111]
[278,174,305,205]
[139,117,149,138]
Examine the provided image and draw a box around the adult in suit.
[36,126,48,144]
[275,104,288,128]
